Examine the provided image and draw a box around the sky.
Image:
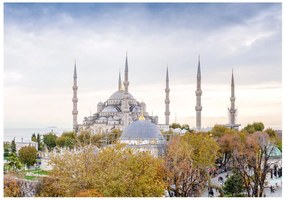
[3,2,282,129]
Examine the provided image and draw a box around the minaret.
[195,56,202,130]
[228,69,237,128]
[164,67,170,125]
[72,62,78,133]
[118,71,124,91]
[123,54,129,94]
[122,54,130,128]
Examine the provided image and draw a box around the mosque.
[71,55,240,156]
[72,56,170,135]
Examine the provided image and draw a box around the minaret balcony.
[195,90,202,96]
[230,97,236,101]
[165,89,170,93]
[195,106,202,111]
[165,112,170,115]
[72,98,78,102]
[72,111,78,115]
[165,100,170,104]
[72,86,78,90]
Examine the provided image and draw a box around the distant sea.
[3,128,71,142]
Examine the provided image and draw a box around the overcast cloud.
[4,3,282,129]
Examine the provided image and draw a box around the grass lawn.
[32,170,49,175]
[24,175,37,180]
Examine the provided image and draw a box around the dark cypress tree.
[11,138,16,153]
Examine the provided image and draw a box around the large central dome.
[109,90,134,100]
[120,120,163,140]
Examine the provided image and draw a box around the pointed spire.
[124,53,129,93]
[73,61,77,78]
[231,69,234,86]
[125,53,128,73]
[118,71,123,91]
[166,65,169,81]
[197,55,201,78]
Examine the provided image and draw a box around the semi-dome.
[120,120,164,140]
[109,90,134,100]
[102,106,118,113]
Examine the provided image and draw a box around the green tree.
[56,136,66,148]
[265,128,277,138]
[11,139,16,153]
[252,122,264,132]
[4,142,11,158]
[181,124,190,131]
[77,130,91,146]
[18,146,37,168]
[31,133,37,142]
[5,153,23,172]
[43,133,58,151]
[170,123,181,129]
[243,122,265,134]
[223,172,244,196]
[37,133,43,151]
[211,124,232,138]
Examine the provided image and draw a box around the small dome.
[109,90,134,100]
[97,101,104,106]
[269,146,282,158]
[120,120,164,140]
[102,106,118,113]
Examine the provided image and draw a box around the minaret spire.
[118,71,124,91]
[72,61,78,133]
[123,53,129,94]
[195,56,202,130]
[227,69,240,129]
[165,66,170,125]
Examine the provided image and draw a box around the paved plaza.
[202,172,282,197]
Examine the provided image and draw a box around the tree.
[181,124,190,131]
[164,134,219,197]
[243,122,264,134]
[4,142,11,157]
[11,139,16,153]
[76,130,92,146]
[5,153,23,172]
[75,189,103,197]
[31,133,37,142]
[252,122,264,132]
[48,144,166,197]
[170,123,181,129]
[43,133,58,151]
[223,172,244,196]
[4,178,21,197]
[37,133,43,151]
[218,133,242,167]
[211,125,232,138]
[232,132,275,197]
[18,146,37,168]
[37,177,66,197]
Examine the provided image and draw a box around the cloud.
[4,3,282,129]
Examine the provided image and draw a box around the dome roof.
[109,90,134,100]
[102,106,118,113]
[120,120,164,140]
[97,101,104,106]
[268,145,282,158]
